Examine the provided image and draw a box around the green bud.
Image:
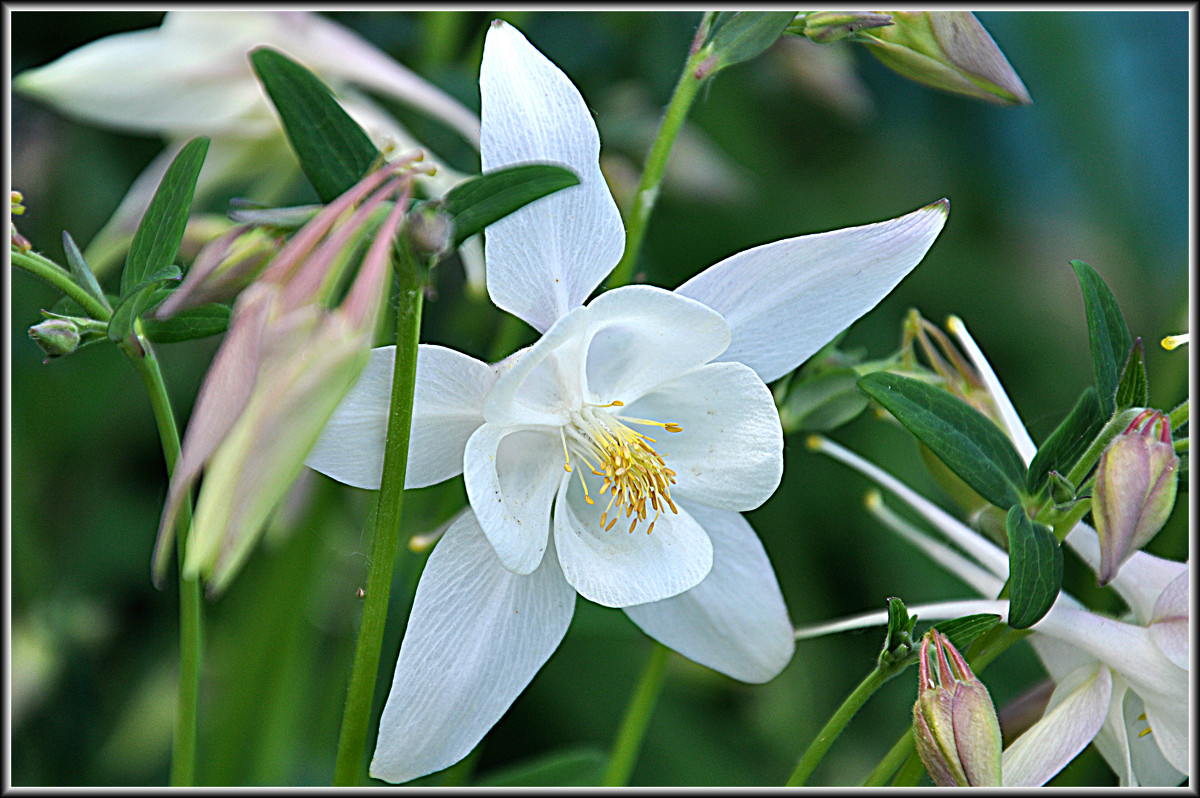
[1047,470,1077,507]
[28,318,80,359]
[799,11,893,44]
[1093,410,1179,586]
[405,203,454,262]
[861,12,1032,105]
[913,629,1003,786]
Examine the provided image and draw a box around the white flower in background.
[800,315,1188,786]
[13,10,486,286]
[305,20,948,783]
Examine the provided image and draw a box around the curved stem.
[890,749,927,786]
[862,730,915,786]
[121,336,201,786]
[331,253,425,786]
[602,641,672,786]
[785,664,891,786]
[606,14,714,289]
[12,249,112,321]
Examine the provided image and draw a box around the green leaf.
[1071,260,1133,415]
[442,163,581,247]
[1115,338,1149,410]
[707,12,795,70]
[1005,506,1062,629]
[61,230,110,311]
[141,303,231,343]
[857,372,1027,509]
[931,614,1001,651]
[107,265,182,343]
[475,748,608,787]
[121,137,208,296]
[251,48,379,203]
[781,368,870,432]
[878,596,917,665]
[1026,386,1105,494]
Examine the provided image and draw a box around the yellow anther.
[1138,726,1154,738]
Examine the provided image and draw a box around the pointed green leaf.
[141,302,231,343]
[121,137,208,295]
[1026,386,1105,494]
[442,163,580,247]
[107,265,182,343]
[1005,506,1062,629]
[251,48,379,203]
[61,230,110,311]
[879,596,916,664]
[1115,338,1149,410]
[931,613,1001,651]
[1071,260,1133,415]
[476,748,608,787]
[781,368,870,433]
[707,12,795,70]
[857,372,1027,509]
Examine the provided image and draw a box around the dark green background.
[10,10,1190,786]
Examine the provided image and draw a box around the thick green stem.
[862,730,915,786]
[1169,399,1188,431]
[602,642,672,786]
[786,664,892,786]
[331,256,425,786]
[121,336,202,786]
[606,15,714,289]
[890,750,927,786]
[12,249,112,321]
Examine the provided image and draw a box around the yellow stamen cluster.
[563,401,682,535]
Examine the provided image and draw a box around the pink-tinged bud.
[912,630,1002,787]
[28,318,80,359]
[1093,410,1179,586]
[800,11,894,44]
[155,224,283,319]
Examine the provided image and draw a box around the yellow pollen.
[1138,726,1154,738]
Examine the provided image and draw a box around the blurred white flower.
[305,20,948,783]
[14,10,485,287]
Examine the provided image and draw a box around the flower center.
[561,400,681,535]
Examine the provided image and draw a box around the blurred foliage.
[9,10,1189,787]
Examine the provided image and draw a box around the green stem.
[12,249,112,321]
[121,336,201,786]
[602,642,672,786]
[786,664,893,786]
[331,254,426,786]
[862,730,915,786]
[606,14,715,289]
[890,750,926,786]
[1064,406,1145,487]
[1169,399,1188,431]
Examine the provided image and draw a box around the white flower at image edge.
[306,20,948,784]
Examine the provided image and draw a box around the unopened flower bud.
[156,225,282,319]
[912,629,1002,787]
[800,11,894,44]
[29,318,81,360]
[1093,410,1179,586]
[405,203,454,262]
[861,12,1032,105]
[1047,471,1076,507]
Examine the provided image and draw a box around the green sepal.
[250,47,380,203]
[1071,259,1133,415]
[857,371,1028,509]
[1026,386,1105,494]
[879,596,918,666]
[141,302,232,343]
[120,137,208,296]
[441,163,581,247]
[1005,506,1063,629]
[780,367,870,433]
[475,747,609,787]
[705,12,795,71]
[1115,338,1149,410]
[61,230,111,312]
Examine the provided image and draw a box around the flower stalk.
[602,642,672,786]
[331,232,426,786]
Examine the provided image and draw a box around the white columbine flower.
[305,20,948,784]
[800,315,1188,786]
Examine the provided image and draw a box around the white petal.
[1141,693,1189,776]
[1149,570,1188,670]
[463,424,563,574]
[676,200,948,383]
[582,285,731,404]
[624,502,793,683]
[622,361,782,511]
[484,307,588,427]
[306,345,494,490]
[1062,524,1187,624]
[369,510,575,784]
[1001,663,1113,786]
[553,473,713,608]
[479,20,625,332]
[1114,689,1188,786]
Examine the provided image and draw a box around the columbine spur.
[306,20,948,783]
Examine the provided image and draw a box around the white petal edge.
[1001,663,1113,786]
[479,20,625,332]
[553,473,713,608]
[1149,570,1188,670]
[622,361,782,512]
[463,424,563,574]
[676,200,948,383]
[306,345,495,490]
[369,510,575,784]
[624,501,793,683]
